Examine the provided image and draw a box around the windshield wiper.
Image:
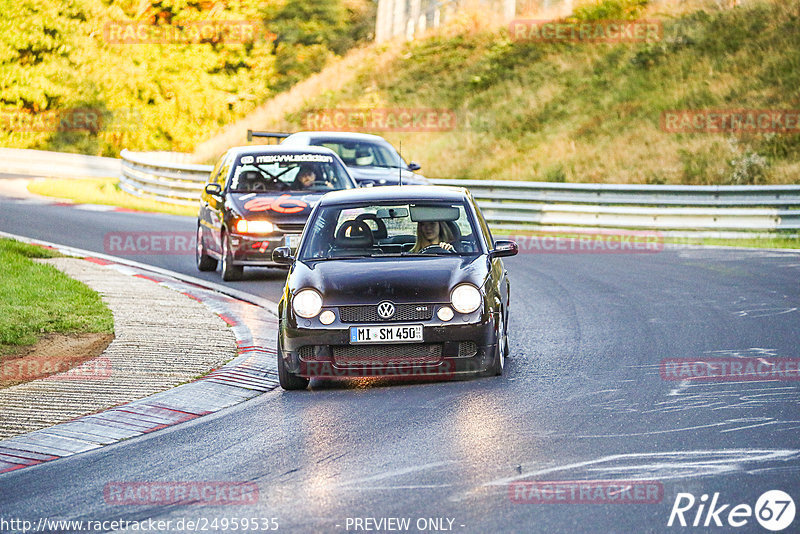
[306,255,370,261]
[367,164,407,170]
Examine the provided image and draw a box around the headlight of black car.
[451,284,482,314]
[293,289,323,318]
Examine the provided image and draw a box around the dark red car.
[196,145,357,280]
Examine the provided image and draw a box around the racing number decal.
[243,195,308,214]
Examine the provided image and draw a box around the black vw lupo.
[272,186,518,390]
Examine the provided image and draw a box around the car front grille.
[332,343,442,366]
[276,223,305,233]
[338,304,434,323]
[458,341,478,358]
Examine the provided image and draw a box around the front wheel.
[482,313,506,377]
[277,338,309,390]
[220,231,243,281]
[196,225,218,272]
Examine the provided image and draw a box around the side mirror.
[408,161,421,172]
[272,246,294,265]
[204,183,222,197]
[490,240,518,258]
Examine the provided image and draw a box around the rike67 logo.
[668,490,795,531]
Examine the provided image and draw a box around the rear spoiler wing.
[246,130,291,143]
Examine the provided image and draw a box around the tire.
[277,337,309,390]
[196,224,218,272]
[220,231,243,281]
[503,307,510,358]
[483,311,507,377]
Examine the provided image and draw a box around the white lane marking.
[338,485,452,490]
[573,422,728,438]
[335,461,453,487]
[667,380,691,396]
[481,449,800,488]
[719,421,778,433]
[73,204,115,211]
[108,265,141,276]
[734,307,797,318]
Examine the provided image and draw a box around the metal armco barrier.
[117,151,800,235]
[119,149,211,206]
[431,179,800,232]
[4,148,797,236]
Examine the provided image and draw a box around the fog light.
[437,306,454,322]
[319,310,335,325]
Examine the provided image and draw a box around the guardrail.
[92,150,800,235]
[119,149,211,206]
[3,148,789,237]
[432,179,800,233]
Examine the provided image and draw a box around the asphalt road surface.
[1,195,799,533]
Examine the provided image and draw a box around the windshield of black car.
[228,153,354,193]
[298,202,481,261]
[311,139,405,168]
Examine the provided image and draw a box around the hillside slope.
[231,0,799,185]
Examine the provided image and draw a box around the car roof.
[285,131,390,143]
[224,145,340,157]
[317,185,470,206]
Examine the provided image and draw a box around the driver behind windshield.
[292,164,317,190]
[410,220,455,252]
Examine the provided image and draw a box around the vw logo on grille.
[377,301,396,320]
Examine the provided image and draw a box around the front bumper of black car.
[279,308,500,378]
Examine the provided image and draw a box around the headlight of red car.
[235,220,275,234]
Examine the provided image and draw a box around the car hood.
[227,191,323,224]
[346,166,429,186]
[290,255,488,305]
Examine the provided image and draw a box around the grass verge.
[670,236,800,250]
[496,229,800,251]
[0,239,114,355]
[27,178,197,217]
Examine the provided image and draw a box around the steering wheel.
[252,182,267,192]
[419,244,455,254]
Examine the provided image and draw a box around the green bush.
[572,0,650,21]
[0,0,374,155]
